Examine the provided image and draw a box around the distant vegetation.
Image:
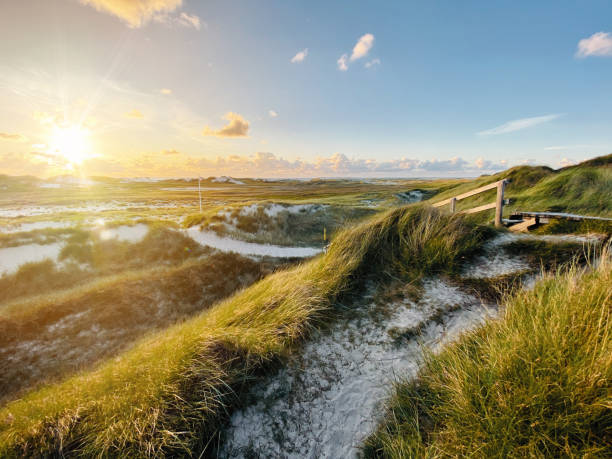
[364,250,611,457]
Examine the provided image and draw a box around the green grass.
[364,249,611,458]
[428,154,612,229]
[0,205,493,457]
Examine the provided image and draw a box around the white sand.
[185,228,322,258]
[220,279,496,458]
[219,235,548,458]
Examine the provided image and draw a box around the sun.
[48,124,92,165]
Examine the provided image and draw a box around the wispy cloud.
[0,132,27,142]
[477,114,562,136]
[337,54,348,71]
[155,11,203,30]
[576,32,612,57]
[365,58,380,68]
[158,88,172,95]
[544,144,601,151]
[202,112,250,138]
[290,48,308,63]
[268,110,278,118]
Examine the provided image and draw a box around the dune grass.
[0,205,493,457]
[0,252,279,404]
[0,226,208,305]
[428,154,612,228]
[364,249,611,457]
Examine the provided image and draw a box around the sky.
[1,0,612,178]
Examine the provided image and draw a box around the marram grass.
[0,205,492,457]
[364,248,611,458]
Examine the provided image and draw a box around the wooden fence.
[433,179,508,227]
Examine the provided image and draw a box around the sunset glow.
[0,1,611,178]
[48,125,92,166]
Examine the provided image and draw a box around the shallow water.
[0,220,74,234]
[97,224,150,243]
[185,228,323,258]
[0,242,63,275]
[0,202,179,218]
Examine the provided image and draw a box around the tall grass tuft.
[364,247,611,457]
[0,205,492,457]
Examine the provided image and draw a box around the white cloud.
[79,0,183,28]
[191,153,507,177]
[337,33,375,71]
[544,144,598,151]
[158,88,172,95]
[576,32,612,57]
[337,54,348,71]
[1,149,511,178]
[477,114,562,136]
[475,157,507,170]
[559,158,576,167]
[268,110,278,118]
[291,49,308,63]
[365,58,380,68]
[203,112,250,138]
[350,33,375,61]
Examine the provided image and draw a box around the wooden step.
[508,217,538,233]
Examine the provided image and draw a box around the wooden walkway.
[432,179,611,231]
[510,211,612,222]
[433,179,508,227]
[507,211,612,232]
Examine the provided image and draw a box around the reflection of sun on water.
[48,124,92,166]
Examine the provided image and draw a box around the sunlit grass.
[364,248,611,457]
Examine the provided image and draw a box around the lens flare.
[48,124,92,165]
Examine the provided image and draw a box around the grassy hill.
[0,206,492,457]
[365,250,611,457]
[428,154,612,230]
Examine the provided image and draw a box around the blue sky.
[1,0,611,177]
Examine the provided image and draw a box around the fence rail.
[433,179,508,227]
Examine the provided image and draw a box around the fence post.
[494,180,506,227]
[450,197,457,213]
